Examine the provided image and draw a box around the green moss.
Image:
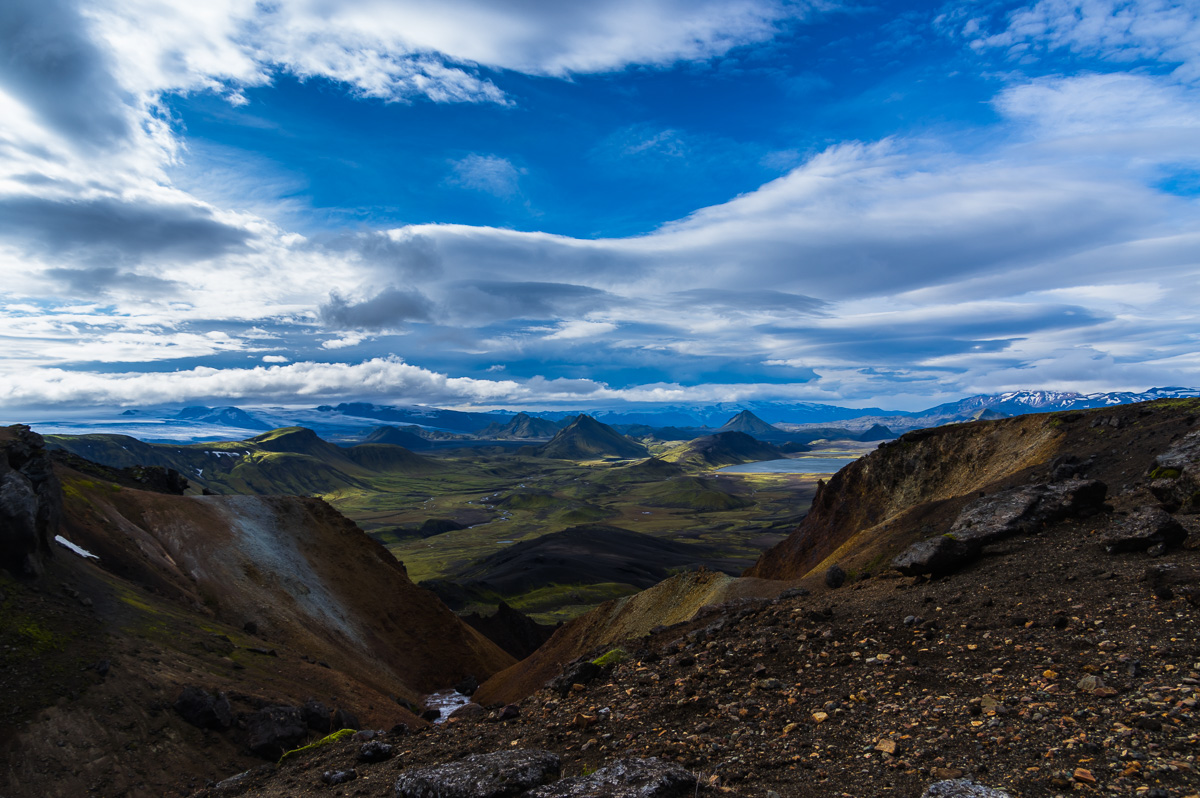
[592,648,628,668]
[1149,467,1181,480]
[279,728,356,764]
[17,620,63,653]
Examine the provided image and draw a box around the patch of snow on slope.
[54,535,99,560]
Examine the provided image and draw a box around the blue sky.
[1,0,1199,412]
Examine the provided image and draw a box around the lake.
[716,457,860,474]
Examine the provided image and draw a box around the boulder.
[1148,430,1200,512]
[525,757,696,798]
[358,741,395,762]
[245,706,307,759]
[892,479,1108,576]
[394,748,561,798]
[173,686,233,730]
[922,780,1012,798]
[332,707,360,731]
[455,675,479,696]
[1101,506,1187,554]
[301,699,332,733]
[547,659,603,697]
[950,479,1107,547]
[892,536,974,577]
[824,564,846,589]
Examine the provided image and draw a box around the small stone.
[498,704,520,721]
[921,779,1011,798]
[1072,767,1096,785]
[358,741,394,762]
[1042,669,1058,680]
[930,767,965,780]
[812,711,829,723]
[875,738,897,755]
[1076,675,1105,693]
[322,769,357,785]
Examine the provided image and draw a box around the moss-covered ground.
[322,446,851,622]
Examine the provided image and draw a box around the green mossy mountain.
[667,430,783,469]
[527,415,648,460]
[361,425,435,450]
[716,409,782,436]
[478,412,561,439]
[45,427,443,496]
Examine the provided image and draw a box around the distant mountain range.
[19,388,1200,443]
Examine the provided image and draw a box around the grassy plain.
[323,444,869,622]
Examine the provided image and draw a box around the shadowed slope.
[666,430,783,469]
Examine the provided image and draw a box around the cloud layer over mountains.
[1,0,1199,411]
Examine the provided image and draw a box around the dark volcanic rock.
[1101,506,1187,553]
[824,564,846,589]
[0,425,61,577]
[358,741,394,762]
[893,479,1108,576]
[455,675,479,696]
[301,699,332,733]
[525,757,696,798]
[892,535,975,577]
[548,659,603,697]
[921,780,1012,798]
[1148,430,1200,512]
[174,686,233,730]
[950,479,1107,546]
[322,769,357,785]
[393,748,561,798]
[246,706,307,759]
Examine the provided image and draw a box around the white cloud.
[975,0,1200,83]
[321,332,369,350]
[995,73,1200,163]
[447,154,526,198]
[542,320,618,340]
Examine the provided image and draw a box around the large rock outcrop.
[0,425,61,577]
[892,478,1108,576]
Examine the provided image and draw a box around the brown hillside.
[0,428,513,798]
[57,470,514,698]
[474,568,797,706]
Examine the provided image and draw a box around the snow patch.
[54,535,99,560]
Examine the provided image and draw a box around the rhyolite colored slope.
[0,426,514,798]
[746,398,1200,581]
